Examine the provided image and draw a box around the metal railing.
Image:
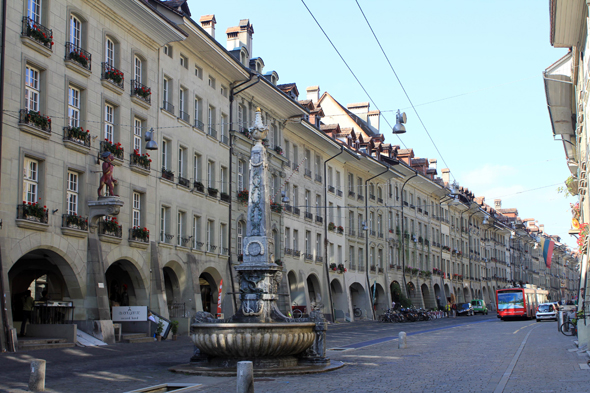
[328,186,335,193]
[61,213,88,231]
[292,162,299,171]
[98,220,122,238]
[130,153,150,171]
[101,62,124,89]
[22,17,53,50]
[168,303,187,318]
[305,211,313,220]
[32,302,74,324]
[65,42,91,71]
[304,169,312,178]
[100,141,124,160]
[337,189,343,197]
[293,207,301,216]
[63,126,91,147]
[179,110,190,123]
[208,126,217,139]
[162,101,174,115]
[221,135,229,145]
[17,204,49,224]
[161,168,174,182]
[315,216,323,224]
[19,109,51,133]
[315,175,322,183]
[178,176,190,188]
[194,119,204,131]
[131,79,151,104]
[128,227,149,243]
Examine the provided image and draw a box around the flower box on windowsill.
[18,109,52,139]
[101,62,124,95]
[63,126,91,154]
[100,141,124,166]
[16,203,49,231]
[21,17,53,57]
[60,213,88,238]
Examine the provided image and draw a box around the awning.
[543,52,575,159]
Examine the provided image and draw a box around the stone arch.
[421,283,434,309]
[8,248,86,324]
[306,273,323,306]
[163,260,187,311]
[199,266,222,314]
[7,234,86,291]
[370,283,387,314]
[463,286,470,303]
[330,278,347,321]
[349,281,370,320]
[288,270,306,309]
[104,248,149,282]
[105,259,148,308]
[444,283,451,301]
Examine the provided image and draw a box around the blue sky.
[188,0,575,248]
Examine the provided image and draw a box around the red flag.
[217,279,223,316]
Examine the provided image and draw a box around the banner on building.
[541,237,554,269]
[217,279,223,316]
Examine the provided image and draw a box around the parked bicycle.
[353,305,362,318]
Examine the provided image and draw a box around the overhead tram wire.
[355,0,454,182]
[299,0,407,149]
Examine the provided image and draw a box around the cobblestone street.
[0,316,588,392]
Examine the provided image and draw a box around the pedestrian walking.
[20,290,34,337]
[391,300,396,311]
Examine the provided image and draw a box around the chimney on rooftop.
[429,159,437,171]
[441,168,450,185]
[226,19,254,61]
[307,86,320,103]
[494,199,501,209]
[367,110,380,133]
[200,15,216,39]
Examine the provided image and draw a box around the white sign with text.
[112,306,147,322]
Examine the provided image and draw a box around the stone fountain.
[170,109,342,376]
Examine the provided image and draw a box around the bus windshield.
[498,291,524,310]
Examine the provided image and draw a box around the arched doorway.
[199,268,221,315]
[105,259,147,309]
[306,274,322,307]
[288,271,306,308]
[433,283,442,309]
[421,284,434,309]
[349,282,369,320]
[483,286,488,303]
[370,283,387,314]
[444,283,451,302]
[163,261,186,317]
[463,287,470,303]
[407,281,416,305]
[330,278,347,321]
[9,249,84,329]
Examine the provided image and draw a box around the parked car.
[471,299,488,315]
[457,302,474,316]
[536,303,558,322]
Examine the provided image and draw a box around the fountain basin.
[191,322,316,360]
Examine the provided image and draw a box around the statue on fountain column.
[98,151,118,198]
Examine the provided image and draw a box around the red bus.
[496,287,548,320]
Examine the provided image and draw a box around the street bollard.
[557,311,564,332]
[398,331,407,349]
[29,359,46,392]
[236,361,254,393]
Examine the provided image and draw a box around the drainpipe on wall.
[228,74,259,312]
[0,0,14,352]
[400,171,418,299]
[364,167,389,320]
[323,146,344,322]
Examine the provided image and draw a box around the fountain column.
[233,109,288,323]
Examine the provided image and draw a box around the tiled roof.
[200,14,215,22]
